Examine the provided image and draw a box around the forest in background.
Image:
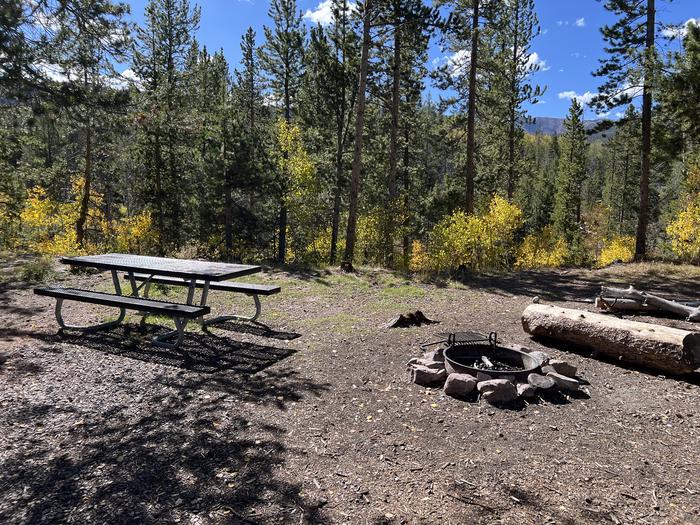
[1,0,699,273]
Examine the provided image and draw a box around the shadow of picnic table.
[0,324,330,524]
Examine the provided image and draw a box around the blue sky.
[122,0,698,120]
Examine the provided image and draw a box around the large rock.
[528,351,550,367]
[527,373,556,390]
[443,373,478,397]
[424,348,445,363]
[477,379,518,405]
[546,371,579,392]
[517,382,537,398]
[411,365,447,387]
[407,357,444,370]
[540,365,555,375]
[548,359,577,378]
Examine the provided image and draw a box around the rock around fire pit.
[408,331,586,406]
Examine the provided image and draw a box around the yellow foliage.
[356,211,383,265]
[515,226,569,269]
[597,235,636,267]
[424,196,523,272]
[113,211,159,254]
[277,119,316,199]
[19,179,158,256]
[409,240,430,273]
[666,198,700,263]
[20,185,81,255]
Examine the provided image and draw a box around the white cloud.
[661,18,699,38]
[558,90,596,105]
[106,68,143,90]
[36,62,70,83]
[556,20,568,26]
[541,28,548,35]
[446,49,470,78]
[526,52,551,72]
[303,0,356,26]
[575,17,586,27]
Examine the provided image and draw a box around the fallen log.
[600,285,700,322]
[522,304,700,375]
[595,297,661,313]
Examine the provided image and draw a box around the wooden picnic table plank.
[60,253,261,281]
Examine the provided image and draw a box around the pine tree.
[497,0,543,198]
[327,0,359,264]
[593,0,658,259]
[601,106,641,236]
[552,99,587,242]
[236,28,265,141]
[44,0,131,247]
[259,0,306,262]
[373,0,436,265]
[342,0,373,271]
[133,0,200,252]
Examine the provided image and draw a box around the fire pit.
[442,332,540,381]
[409,330,585,405]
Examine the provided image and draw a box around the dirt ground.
[1,257,700,524]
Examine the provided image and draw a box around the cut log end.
[522,304,698,375]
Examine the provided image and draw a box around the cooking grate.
[421,331,499,351]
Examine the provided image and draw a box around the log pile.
[596,285,700,322]
[522,303,700,375]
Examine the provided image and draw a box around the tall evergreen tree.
[593,0,658,259]
[496,0,543,198]
[552,99,587,242]
[132,0,200,252]
[44,0,131,247]
[342,0,373,271]
[601,105,642,236]
[259,0,305,263]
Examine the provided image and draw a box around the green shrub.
[20,257,54,283]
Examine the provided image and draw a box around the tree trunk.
[402,125,411,270]
[341,0,372,272]
[330,1,350,265]
[507,0,520,199]
[635,0,655,260]
[600,285,700,322]
[465,0,479,213]
[76,121,92,248]
[223,142,233,261]
[522,304,698,375]
[278,66,292,264]
[385,2,401,266]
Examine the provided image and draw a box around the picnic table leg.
[53,270,126,332]
[197,280,210,328]
[151,278,197,350]
[202,293,262,326]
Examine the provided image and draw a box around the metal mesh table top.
[61,253,261,281]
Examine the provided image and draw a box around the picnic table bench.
[33,253,279,349]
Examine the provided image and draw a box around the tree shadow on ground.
[531,335,700,386]
[1,329,331,524]
[449,270,700,302]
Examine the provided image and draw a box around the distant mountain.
[523,116,607,136]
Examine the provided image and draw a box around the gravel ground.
[1,258,699,524]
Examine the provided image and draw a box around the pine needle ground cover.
[1,257,699,524]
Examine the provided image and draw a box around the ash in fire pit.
[441,331,540,381]
[469,356,520,372]
[408,331,586,406]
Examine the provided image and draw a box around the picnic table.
[34,253,280,349]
